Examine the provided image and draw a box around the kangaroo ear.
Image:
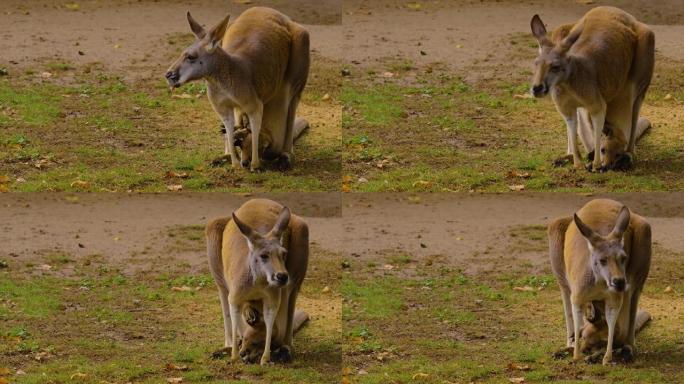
[268,207,291,240]
[602,124,613,137]
[206,14,230,51]
[233,212,259,245]
[531,15,549,44]
[557,21,583,54]
[574,213,600,246]
[187,12,206,39]
[610,206,631,240]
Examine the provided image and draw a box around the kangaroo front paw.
[585,349,605,364]
[553,346,573,360]
[553,154,573,168]
[260,352,271,366]
[210,155,231,167]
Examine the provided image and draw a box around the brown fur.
[549,199,651,365]
[166,7,310,171]
[206,198,309,365]
[531,7,654,171]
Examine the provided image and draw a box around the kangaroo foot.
[553,346,573,360]
[211,347,231,360]
[553,154,573,168]
[271,345,293,363]
[211,155,232,168]
[240,342,264,364]
[274,153,292,171]
[585,349,606,364]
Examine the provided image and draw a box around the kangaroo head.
[529,15,581,98]
[600,124,629,171]
[580,302,608,353]
[232,207,291,288]
[574,206,631,293]
[165,12,231,88]
[234,129,253,168]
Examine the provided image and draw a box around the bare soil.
[0,0,342,79]
[343,0,684,73]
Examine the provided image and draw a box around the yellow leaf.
[406,2,422,10]
[0,175,9,183]
[0,367,10,375]
[65,3,80,11]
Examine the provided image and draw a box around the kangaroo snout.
[165,71,181,87]
[531,83,547,98]
[274,272,289,285]
[610,277,626,292]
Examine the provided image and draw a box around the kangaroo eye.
[600,148,606,154]
[550,64,561,72]
[259,253,269,260]
[599,258,607,266]
[187,54,198,61]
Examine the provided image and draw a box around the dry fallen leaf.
[412,372,430,380]
[233,0,252,3]
[412,180,432,188]
[513,286,542,292]
[508,170,531,178]
[167,184,183,192]
[342,184,351,193]
[0,368,10,375]
[664,93,673,101]
[70,180,90,189]
[321,286,331,293]
[406,2,422,10]
[70,372,87,380]
[172,286,200,292]
[167,378,183,384]
[513,94,533,99]
[38,264,53,271]
[64,2,80,11]
[0,378,7,384]
[664,286,673,293]
[165,363,189,371]
[171,93,195,99]
[40,72,53,78]
[321,93,331,101]
[509,378,525,384]
[407,196,422,204]
[0,185,8,193]
[166,171,189,179]
[0,175,9,183]
[508,184,525,191]
[508,363,531,371]
[381,71,395,78]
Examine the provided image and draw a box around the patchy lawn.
[341,228,684,383]
[0,54,341,192]
[0,244,342,383]
[341,33,684,192]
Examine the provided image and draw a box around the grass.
[342,43,684,192]
[0,56,341,192]
[342,235,684,383]
[0,246,342,383]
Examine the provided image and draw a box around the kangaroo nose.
[165,71,178,80]
[532,84,545,96]
[275,273,289,285]
[611,278,626,291]
[241,159,250,168]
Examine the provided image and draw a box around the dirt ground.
[341,1,684,192]
[343,0,684,72]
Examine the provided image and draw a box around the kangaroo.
[205,198,309,365]
[166,7,310,171]
[239,302,310,363]
[530,6,655,171]
[576,111,652,171]
[579,301,651,363]
[232,117,310,170]
[548,199,651,365]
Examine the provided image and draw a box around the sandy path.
[341,193,684,271]
[0,193,342,273]
[0,0,342,78]
[3,193,683,274]
[342,0,684,70]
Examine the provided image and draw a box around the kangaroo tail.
[206,217,231,293]
[293,309,310,334]
[635,310,651,334]
[293,117,310,142]
[635,117,651,144]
